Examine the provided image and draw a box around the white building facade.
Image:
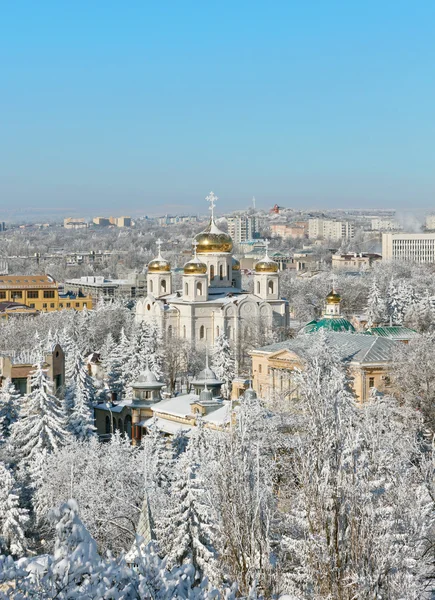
[136,194,289,348]
[382,232,435,263]
[308,218,355,241]
[227,215,259,244]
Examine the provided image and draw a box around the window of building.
[196,282,202,295]
[124,415,132,439]
[66,303,71,308]
[210,265,214,281]
[161,280,167,293]
[227,264,230,280]
[43,290,55,298]
[168,325,173,338]
[149,280,153,293]
[75,302,80,307]
[268,280,274,294]
[55,373,63,390]
[27,291,39,298]
[183,325,186,338]
[256,281,260,294]
[105,415,111,434]
[0,292,5,299]
[12,378,28,396]
[369,377,375,388]
[185,283,189,295]
[200,325,205,339]
[216,325,219,337]
[258,364,262,374]
[30,303,35,308]
[12,291,22,299]
[59,303,63,308]
[219,265,223,280]
[83,303,87,308]
[50,303,55,308]
[43,303,47,308]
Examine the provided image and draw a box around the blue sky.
[1,1,434,215]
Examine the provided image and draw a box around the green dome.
[304,317,355,334]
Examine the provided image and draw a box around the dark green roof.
[364,326,418,340]
[304,317,355,334]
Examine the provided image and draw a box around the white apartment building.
[308,218,355,241]
[382,232,435,262]
[227,215,259,244]
[371,218,400,231]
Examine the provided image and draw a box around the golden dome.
[326,290,341,304]
[255,257,279,273]
[148,257,171,273]
[232,257,241,271]
[184,257,207,275]
[194,219,233,254]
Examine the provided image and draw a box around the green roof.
[364,326,418,340]
[304,317,355,334]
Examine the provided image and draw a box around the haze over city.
[1,1,435,215]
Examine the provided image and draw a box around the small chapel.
[136,192,289,346]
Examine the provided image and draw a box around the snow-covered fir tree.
[64,345,96,440]
[0,378,20,439]
[366,277,388,326]
[10,358,69,479]
[212,332,235,398]
[0,462,29,556]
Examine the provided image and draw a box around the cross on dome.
[264,239,270,257]
[206,191,218,220]
[156,238,163,257]
[192,239,199,257]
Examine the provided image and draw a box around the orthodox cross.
[192,239,199,257]
[206,191,218,220]
[156,238,163,256]
[264,238,270,257]
[331,273,336,292]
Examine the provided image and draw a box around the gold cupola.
[326,289,341,304]
[184,240,207,275]
[194,191,233,254]
[147,239,171,272]
[254,241,278,273]
[232,257,241,271]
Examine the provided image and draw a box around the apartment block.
[371,218,400,231]
[382,232,435,263]
[227,215,259,243]
[270,222,307,239]
[308,218,355,241]
[64,217,87,230]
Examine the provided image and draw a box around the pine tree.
[212,332,235,398]
[158,432,218,583]
[147,417,172,490]
[387,279,402,324]
[10,358,69,477]
[65,346,96,440]
[0,462,29,556]
[0,378,20,439]
[366,278,387,327]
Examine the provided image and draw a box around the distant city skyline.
[1,2,434,212]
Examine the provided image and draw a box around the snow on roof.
[202,402,232,426]
[152,394,198,418]
[140,416,192,435]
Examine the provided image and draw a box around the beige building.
[270,222,307,239]
[382,232,435,262]
[64,217,87,230]
[308,218,355,241]
[0,343,65,396]
[248,332,397,404]
[332,252,382,271]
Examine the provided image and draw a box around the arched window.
[161,280,167,293]
[124,415,132,439]
[256,281,261,294]
[185,282,189,296]
[216,325,220,337]
[259,364,262,374]
[200,325,205,339]
[168,325,173,338]
[196,282,202,295]
[118,418,124,433]
[227,264,230,280]
[147,303,151,311]
[219,264,223,280]
[113,417,117,431]
[105,415,111,434]
[183,325,186,338]
[228,326,232,340]
[210,265,215,281]
[149,280,153,293]
[268,280,274,294]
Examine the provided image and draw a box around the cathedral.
[136,193,289,347]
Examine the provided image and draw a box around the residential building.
[113,216,132,227]
[227,215,260,243]
[65,271,147,301]
[136,195,289,358]
[371,218,400,231]
[0,343,65,396]
[0,222,5,231]
[248,331,397,404]
[0,275,92,312]
[425,215,435,230]
[64,217,87,230]
[332,252,382,271]
[270,222,308,239]
[382,232,435,262]
[308,218,355,241]
[158,215,199,226]
[93,217,111,226]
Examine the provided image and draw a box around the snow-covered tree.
[0,378,20,439]
[366,277,387,326]
[212,332,235,398]
[10,358,69,479]
[64,345,96,440]
[0,462,29,556]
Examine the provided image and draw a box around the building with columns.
[136,193,289,347]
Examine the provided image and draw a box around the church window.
[105,415,111,434]
[185,282,189,295]
[149,280,153,293]
[227,264,230,280]
[196,282,203,295]
[219,265,223,280]
[268,280,274,294]
[210,265,215,281]
[200,325,205,339]
[147,304,151,311]
[183,325,186,338]
[256,281,260,294]
[168,325,173,338]
[216,325,220,337]
[161,280,166,293]
[228,326,232,339]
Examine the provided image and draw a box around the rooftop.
[0,275,57,289]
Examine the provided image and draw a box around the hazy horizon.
[1,2,434,213]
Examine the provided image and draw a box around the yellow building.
[0,275,92,312]
[246,331,398,404]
